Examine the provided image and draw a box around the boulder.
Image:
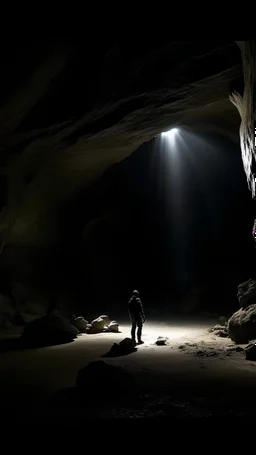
[156,336,169,346]
[237,278,256,309]
[108,320,119,332]
[227,304,256,344]
[71,316,88,333]
[98,315,111,326]
[76,360,135,397]
[103,325,110,332]
[245,343,256,360]
[89,316,106,333]
[119,337,136,350]
[21,314,79,348]
[102,338,136,357]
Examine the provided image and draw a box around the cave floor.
[1,318,256,421]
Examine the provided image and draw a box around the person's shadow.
[101,337,137,358]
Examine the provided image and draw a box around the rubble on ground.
[71,314,119,334]
[86,315,119,334]
[178,341,244,358]
[155,336,169,346]
[208,324,229,337]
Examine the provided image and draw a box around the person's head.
[132,290,139,297]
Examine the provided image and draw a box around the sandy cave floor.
[1,317,256,420]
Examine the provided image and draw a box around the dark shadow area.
[0,335,75,352]
[21,338,75,350]
[0,337,23,353]
[19,314,78,348]
[36,383,256,421]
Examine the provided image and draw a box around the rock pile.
[208,324,228,338]
[72,314,119,334]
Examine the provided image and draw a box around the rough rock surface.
[98,315,111,326]
[208,324,228,337]
[85,315,117,334]
[103,338,137,357]
[21,313,79,347]
[89,317,106,333]
[237,278,256,309]
[71,316,88,332]
[108,321,119,332]
[208,324,225,332]
[76,360,135,396]
[228,304,256,343]
[178,341,243,358]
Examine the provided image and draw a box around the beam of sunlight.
[161,128,179,139]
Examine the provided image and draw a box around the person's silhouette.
[128,290,145,344]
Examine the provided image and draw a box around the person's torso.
[129,297,141,315]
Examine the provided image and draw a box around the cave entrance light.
[161,128,179,139]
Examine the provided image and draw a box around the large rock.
[227,304,256,344]
[21,313,79,347]
[108,320,119,332]
[76,360,135,397]
[98,315,111,326]
[86,315,118,334]
[102,338,137,357]
[88,317,105,333]
[237,278,256,309]
[71,316,88,333]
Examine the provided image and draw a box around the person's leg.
[131,319,136,342]
[137,321,143,343]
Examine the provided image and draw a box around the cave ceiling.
[0,39,243,244]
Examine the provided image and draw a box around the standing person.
[128,290,145,344]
